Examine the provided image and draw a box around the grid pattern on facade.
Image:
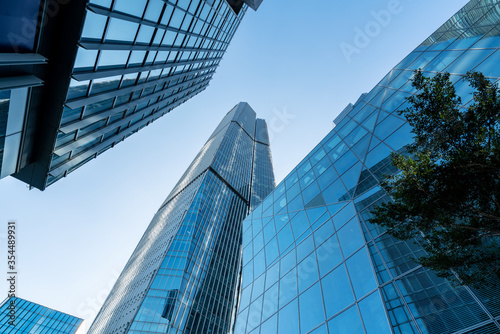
[250,121,274,211]
[0,297,84,334]
[0,67,44,179]
[46,0,249,187]
[235,1,500,333]
[89,102,274,334]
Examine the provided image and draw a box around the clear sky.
[0,0,470,330]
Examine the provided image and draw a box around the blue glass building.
[235,1,500,333]
[89,102,274,333]
[0,0,263,190]
[0,296,85,333]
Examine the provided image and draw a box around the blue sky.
[0,0,470,329]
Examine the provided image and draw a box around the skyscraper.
[0,0,263,190]
[0,296,85,333]
[235,1,500,333]
[88,102,274,333]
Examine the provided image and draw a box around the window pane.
[346,248,377,299]
[328,306,364,334]
[359,291,392,334]
[278,299,299,334]
[321,264,355,317]
[299,283,326,334]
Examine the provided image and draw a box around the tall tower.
[235,1,500,333]
[0,0,264,190]
[89,102,274,334]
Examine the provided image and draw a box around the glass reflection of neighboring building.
[88,102,274,334]
[235,1,500,333]
[0,296,85,334]
[0,0,263,190]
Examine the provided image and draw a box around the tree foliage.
[371,70,500,288]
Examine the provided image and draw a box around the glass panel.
[105,18,139,42]
[144,0,165,22]
[262,282,279,321]
[321,264,355,317]
[358,291,392,334]
[81,11,107,40]
[279,268,297,309]
[297,252,319,293]
[299,283,326,334]
[346,248,378,299]
[328,306,365,334]
[444,49,495,74]
[337,218,365,258]
[278,298,299,334]
[260,314,277,334]
[74,47,98,71]
[67,79,89,100]
[98,50,129,68]
[316,233,342,277]
[136,25,155,44]
[113,0,148,17]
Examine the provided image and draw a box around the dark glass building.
[0,0,263,190]
[235,1,500,333]
[0,296,85,333]
[88,102,274,333]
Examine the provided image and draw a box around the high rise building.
[235,1,500,333]
[88,102,274,334]
[0,296,85,333]
[0,0,263,190]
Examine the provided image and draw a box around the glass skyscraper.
[89,102,274,334]
[1,0,263,190]
[235,1,500,333]
[0,296,85,333]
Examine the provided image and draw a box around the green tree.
[371,70,500,288]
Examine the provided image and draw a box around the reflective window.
[290,211,310,240]
[444,49,495,74]
[297,252,319,293]
[323,179,348,205]
[74,47,98,71]
[89,0,111,7]
[279,268,297,308]
[278,299,299,334]
[106,18,139,42]
[261,314,277,334]
[359,291,392,334]
[113,0,147,17]
[316,233,342,277]
[328,305,364,334]
[346,248,377,299]
[262,283,279,321]
[337,218,365,258]
[299,283,325,334]
[136,25,155,44]
[98,50,129,68]
[144,0,165,22]
[81,11,107,40]
[321,264,355,317]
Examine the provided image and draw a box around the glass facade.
[235,1,500,333]
[46,0,258,188]
[0,296,84,333]
[0,0,263,190]
[88,102,274,334]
